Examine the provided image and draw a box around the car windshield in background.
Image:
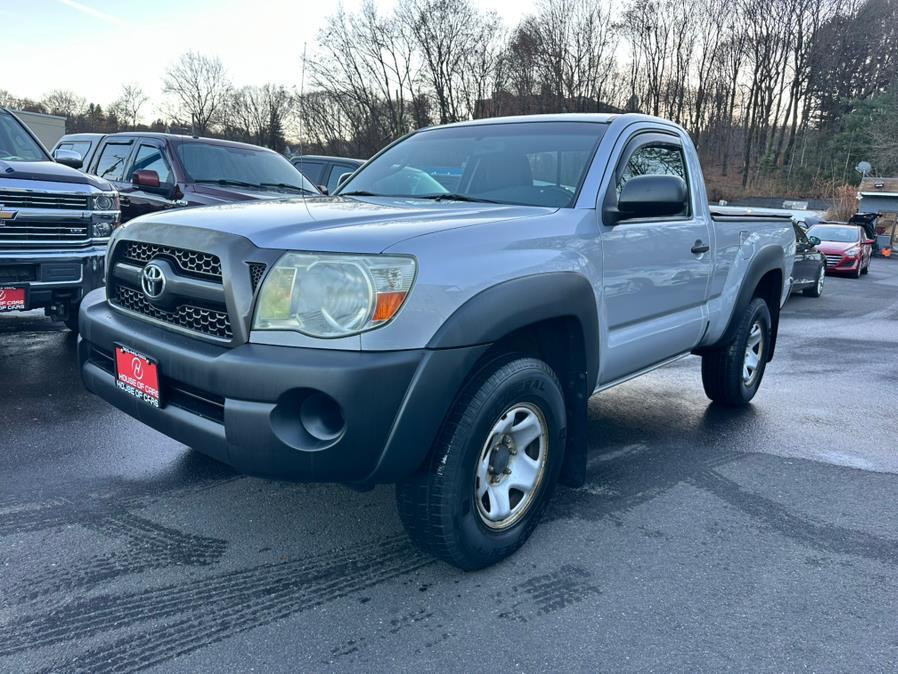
[807,225,861,243]
[338,121,606,208]
[175,142,317,193]
[0,112,48,162]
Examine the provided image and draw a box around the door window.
[326,163,356,193]
[294,160,325,185]
[93,142,133,181]
[617,144,687,195]
[129,144,172,184]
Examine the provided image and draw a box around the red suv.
[806,224,874,278]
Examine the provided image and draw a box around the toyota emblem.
[141,263,166,299]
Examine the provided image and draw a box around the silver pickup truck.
[79,113,794,569]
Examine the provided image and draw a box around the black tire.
[701,297,772,406]
[853,263,862,278]
[396,356,566,571]
[63,302,81,332]
[802,265,825,297]
[861,260,869,275]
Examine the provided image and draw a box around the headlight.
[91,221,113,238]
[92,193,118,211]
[845,246,860,256]
[253,253,416,337]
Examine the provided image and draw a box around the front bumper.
[78,290,487,484]
[0,245,107,309]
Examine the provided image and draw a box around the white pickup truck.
[79,113,795,569]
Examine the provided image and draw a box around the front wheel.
[396,356,566,570]
[701,297,772,406]
[861,260,870,275]
[803,265,825,297]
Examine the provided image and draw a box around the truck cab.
[0,108,119,329]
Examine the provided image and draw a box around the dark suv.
[87,133,319,222]
[0,108,119,330]
[290,155,363,194]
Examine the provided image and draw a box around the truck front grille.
[0,222,89,244]
[113,284,233,340]
[0,189,90,210]
[121,242,222,280]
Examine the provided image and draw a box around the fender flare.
[427,271,600,391]
[698,245,786,359]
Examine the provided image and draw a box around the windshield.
[175,141,317,193]
[337,121,606,208]
[807,225,861,243]
[0,111,48,162]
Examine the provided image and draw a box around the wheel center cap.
[489,435,514,477]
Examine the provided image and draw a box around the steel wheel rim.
[474,402,548,530]
[742,321,764,386]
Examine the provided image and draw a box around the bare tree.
[41,90,87,118]
[109,84,148,128]
[163,52,230,134]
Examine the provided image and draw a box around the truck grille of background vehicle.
[0,223,89,245]
[248,262,267,292]
[112,283,233,340]
[0,189,90,210]
[121,242,223,281]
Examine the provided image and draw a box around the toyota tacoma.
[79,114,795,569]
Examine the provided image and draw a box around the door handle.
[691,240,710,254]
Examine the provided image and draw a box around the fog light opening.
[299,392,345,442]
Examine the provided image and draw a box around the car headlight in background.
[253,253,416,337]
[845,246,860,257]
[92,193,119,211]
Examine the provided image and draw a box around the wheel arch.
[698,246,785,361]
[426,272,599,487]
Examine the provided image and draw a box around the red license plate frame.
[0,286,27,312]
[114,343,162,408]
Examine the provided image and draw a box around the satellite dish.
[856,161,872,176]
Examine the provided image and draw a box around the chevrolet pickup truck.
[0,108,119,329]
[79,114,795,569]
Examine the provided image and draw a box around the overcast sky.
[3,0,529,120]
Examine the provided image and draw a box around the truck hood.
[0,159,112,190]
[126,196,557,253]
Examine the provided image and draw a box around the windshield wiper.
[195,179,260,188]
[258,182,313,194]
[339,190,381,197]
[414,193,500,204]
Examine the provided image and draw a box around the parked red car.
[806,224,873,278]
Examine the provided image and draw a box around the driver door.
[598,132,712,385]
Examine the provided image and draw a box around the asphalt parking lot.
[1,265,897,672]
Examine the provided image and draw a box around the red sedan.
[806,224,874,278]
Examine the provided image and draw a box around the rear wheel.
[396,356,566,570]
[701,297,772,406]
[802,265,825,297]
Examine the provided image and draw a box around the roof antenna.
[298,41,313,216]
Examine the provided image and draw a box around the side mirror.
[612,175,688,223]
[132,169,160,189]
[54,149,82,169]
[317,184,328,195]
[337,172,353,186]
[809,236,821,246]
